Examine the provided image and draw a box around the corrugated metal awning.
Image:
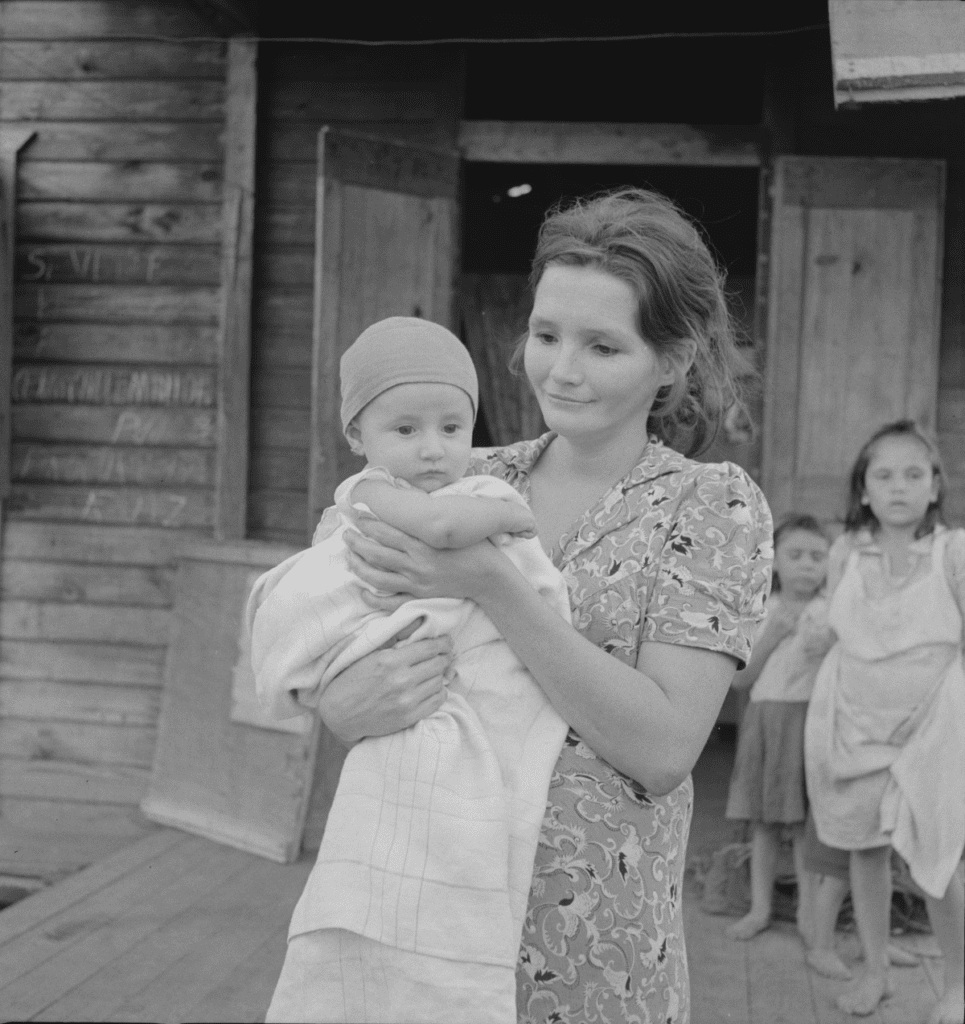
[829,0,965,105]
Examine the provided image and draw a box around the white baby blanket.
[247,468,572,1022]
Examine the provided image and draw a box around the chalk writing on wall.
[112,411,159,445]
[81,490,190,527]
[12,367,214,407]
[13,446,210,486]
[19,246,174,285]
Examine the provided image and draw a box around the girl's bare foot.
[851,942,920,966]
[836,972,892,1017]
[726,913,770,941]
[806,948,853,980]
[926,983,965,1024]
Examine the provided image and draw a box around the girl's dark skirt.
[726,699,809,825]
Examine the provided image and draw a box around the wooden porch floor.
[0,737,946,1023]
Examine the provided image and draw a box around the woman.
[319,188,772,1023]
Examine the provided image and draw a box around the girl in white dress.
[805,420,965,1022]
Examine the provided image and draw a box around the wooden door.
[762,156,946,522]
[303,130,458,845]
[308,128,459,531]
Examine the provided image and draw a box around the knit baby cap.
[339,316,478,431]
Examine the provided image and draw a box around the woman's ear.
[660,338,697,386]
[344,422,365,457]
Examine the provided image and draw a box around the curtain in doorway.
[459,274,545,447]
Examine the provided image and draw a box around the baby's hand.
[767,603,801,639]
[501,503,538,539]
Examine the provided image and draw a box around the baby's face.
[348,382,474,492]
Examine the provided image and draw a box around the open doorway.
[459,161,761,481]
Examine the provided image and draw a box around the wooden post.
[214,38,257,541]
[0,130,36,526]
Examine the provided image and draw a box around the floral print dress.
[469,433,772,1024]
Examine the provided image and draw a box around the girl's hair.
[844,419,946,538]
[771,514,829,592]
[774,513,828,549]
[511,187,756,457]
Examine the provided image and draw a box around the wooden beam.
[214,39,257,542]
[1,130,37,518]
[189,0,258,35]
[829,0,965,105]
[458,121,762,166]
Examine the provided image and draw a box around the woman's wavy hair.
[844,419,946,539]
[771,513,829,593]
[510,187,756,457]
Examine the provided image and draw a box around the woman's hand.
[344,518,507,606]
[317,633,455,745]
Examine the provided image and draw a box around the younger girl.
[805,420,965,1023]
[725,515,834,941]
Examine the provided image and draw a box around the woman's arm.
[471,554,735,795]
[352,480,536,548]
[345,523,734,795]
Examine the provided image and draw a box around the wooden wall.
[0,18,960,879]
[246,43,463,545]
[0,0,225,879]
[786,38,965,522]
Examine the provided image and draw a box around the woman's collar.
[508,431,686,487]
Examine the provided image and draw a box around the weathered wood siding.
[0,0,225,877]
[247,44,463,544]
[937,162,965,523]
[791,67,965,522]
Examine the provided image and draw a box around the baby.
[249,317,572,1024]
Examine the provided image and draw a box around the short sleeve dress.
[468,432,773,1024]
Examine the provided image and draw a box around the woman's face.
[524,264,676,446]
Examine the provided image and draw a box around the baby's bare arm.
[352,480,535,548]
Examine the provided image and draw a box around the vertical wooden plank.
[905,171,945,431]
[0,131,37,519]
[761,158,806,520]
[309,129,344,531]
[215,38,257,541]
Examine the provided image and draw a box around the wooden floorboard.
[177,920,291,1023]
[0,827,179,946]
[684,896,750,1024]
[1,838,253,1019]
[102,857,309,1023]
[0,832,213,992]
[747,920,820,1024]
[0,738,949,1024]
[33,851,264,1021]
